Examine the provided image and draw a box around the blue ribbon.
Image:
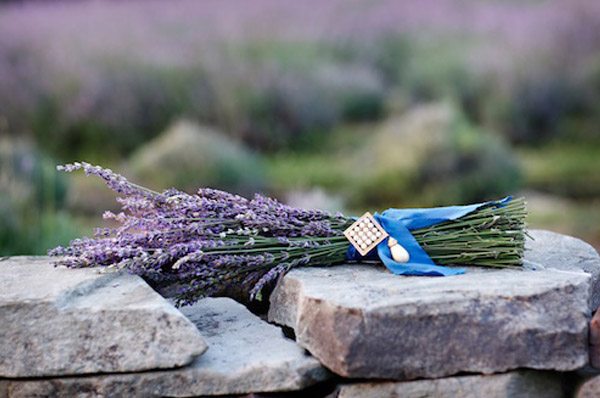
[346,197,513,276]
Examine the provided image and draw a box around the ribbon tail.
[374,219,464,276]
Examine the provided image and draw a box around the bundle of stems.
[277,197,528,269]
[51,163,526,305]
[411,197,526,268]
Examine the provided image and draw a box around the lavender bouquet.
[50,163,526,306]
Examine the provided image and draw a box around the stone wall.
[2,229,600,397]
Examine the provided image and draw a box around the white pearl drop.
[390,243,410,263]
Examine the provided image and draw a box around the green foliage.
[266,153,351,193]
[526,193,600,248]
[0,139,81,255]
[30,65,211,161]
[18,39,387,156]
[352,103,521,208]
[520,143,600,199]
[497,76,576,145]
[237,51,386,150]
[9,29,600,156]
[404,41,474,101]
[368,36,412,85]
[0,139,67,210]
[128,119,267,196]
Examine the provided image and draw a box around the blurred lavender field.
[1,0,600,254]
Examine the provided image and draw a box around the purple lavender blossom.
[51,163,351,305]
[50,163,527,305]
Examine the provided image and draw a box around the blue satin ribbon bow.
[346,197,513,276]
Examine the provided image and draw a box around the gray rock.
[576,374,600,398]
[336,371,563,398]
[1,298,329,397]
[268,260,590,379]
[0,256,206,377]
[589,310,600,369]
[526,229,600,309]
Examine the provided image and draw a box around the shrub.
[237,57,386,150]
[0,138,67,210]
[2,0,600,156]
[520,143,600,199]
[498,76,575,145]
[30,64,213,161]
[352,103,521,208]
[0,138,80,255]
[128,119,267,196]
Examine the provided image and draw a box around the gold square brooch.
[343,212,389,256]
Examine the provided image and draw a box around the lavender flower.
[51,163,351,305]
[51,163,526,306]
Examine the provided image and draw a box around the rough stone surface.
[0,256,207,377]
[269,236,591,380]
[0,298,329,397]
[589,311,600,369]
[576,373,600,398]
[336,371,563,398]
[526,229,600,309]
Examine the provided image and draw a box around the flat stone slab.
[336,370,563,398]
[0,256,206,377]
[0,298,329,397]
[526,229,600,309]
[269,232,591,380]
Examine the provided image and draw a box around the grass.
[518,143,600,199]
[526,194,600,249]
[266,153,351,193]
[265,122,374,194]
[516,142,600,250]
